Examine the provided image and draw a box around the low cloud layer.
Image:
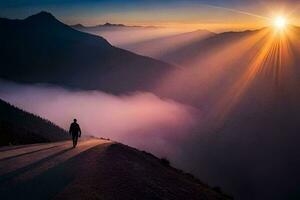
[0,80,198,157]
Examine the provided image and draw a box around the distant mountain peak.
[25,11,56,21]
[70,22,160,30]
[194,29,215,34]
[25,11,60,24]
[72,23,85,28]
[103,22,125,27]
[37,11,53,16]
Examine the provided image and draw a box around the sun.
[273,16,287,30]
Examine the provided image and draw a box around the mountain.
[0,11,174,93]
[72,24,215,59]
[121,29,215,60]
[0,98,68,146]
[159,29,260,65]
[71,22,158,32]
[71,21,168,47]
[70,23,85,29]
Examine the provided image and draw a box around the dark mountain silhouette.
[0,11,174,93]
[0,98,68,146]
[102,22,126,27]
[71,23,85,29]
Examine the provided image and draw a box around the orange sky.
[1,1,299,32]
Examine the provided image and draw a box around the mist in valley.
[0,80,198,158]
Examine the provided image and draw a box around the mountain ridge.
[71,22,160,30]
[0,11,175,93]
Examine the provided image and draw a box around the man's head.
[73,118,77,123]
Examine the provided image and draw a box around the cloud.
[0,80,199,157]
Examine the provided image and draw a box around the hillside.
[160,29,260,65]
[72,24,215,60]
[0,99,68,146]
[0,139,232,200]
[0,11,174,93]
[121,29,215,60]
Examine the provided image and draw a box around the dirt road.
[0,138,112,199]
[0,138,229,200]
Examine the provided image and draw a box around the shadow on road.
[0,143,110,200]
[0,144,65,162]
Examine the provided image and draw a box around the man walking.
[69,119,81,148]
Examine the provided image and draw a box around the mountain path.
[0,138,113,199]
[0,138,229,200]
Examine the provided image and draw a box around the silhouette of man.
[69,119,81,148]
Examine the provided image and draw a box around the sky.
[1,0,299,31]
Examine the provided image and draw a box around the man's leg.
[72,134,76,148]
[74,135,78,147]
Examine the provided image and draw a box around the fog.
[84,28,185,47]
[0,80,198,157]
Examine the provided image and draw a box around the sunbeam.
[211,27,295,124]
